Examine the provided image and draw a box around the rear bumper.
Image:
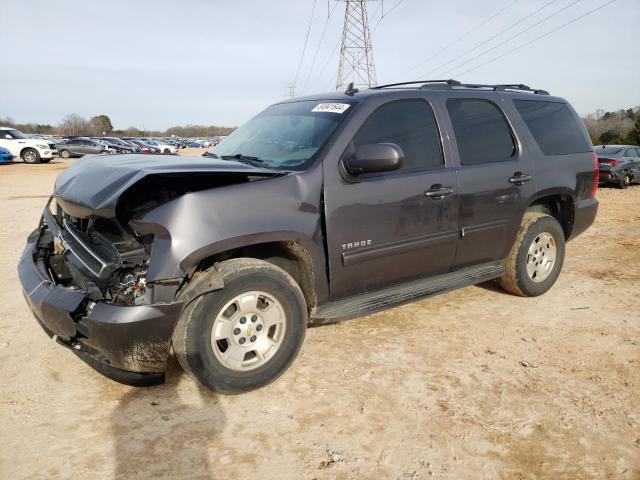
[18,228,183,386]
[569,198,598,240]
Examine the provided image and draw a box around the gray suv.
[18,80,599,393]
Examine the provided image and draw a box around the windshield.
[206,100,355,170]
[7,129,27,139]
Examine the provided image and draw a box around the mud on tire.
[498,212,566,297]
[172,258,308,394]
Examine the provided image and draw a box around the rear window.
[514,100,590,155]
[594,147,622,155]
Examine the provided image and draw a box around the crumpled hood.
[53,154,279,218]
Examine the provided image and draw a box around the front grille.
[61,220,108,276]
[49,143,57,149]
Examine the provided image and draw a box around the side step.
[310,261,504,323]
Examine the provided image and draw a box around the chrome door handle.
[509,172,532,185]
[425,186,454,198]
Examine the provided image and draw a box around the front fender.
[131,169,326,284]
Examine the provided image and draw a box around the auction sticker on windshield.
[312,103,351,114]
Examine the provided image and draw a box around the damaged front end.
[19,198,184,386]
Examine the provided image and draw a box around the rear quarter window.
[514,100,590,155]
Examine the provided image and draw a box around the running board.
[311,261,504,323]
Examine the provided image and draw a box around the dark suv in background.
[18,80,598,394]
[595,145,640,188]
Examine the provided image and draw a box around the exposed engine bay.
[45,206,153,305]
[42,170,279,306]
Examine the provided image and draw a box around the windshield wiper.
[220,154,267,168]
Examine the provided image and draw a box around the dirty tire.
[498,212,565,297]
[619,174,630,189]
[172,258,307,394]
[21,148,41,164]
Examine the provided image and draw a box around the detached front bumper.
[18,229,183,386]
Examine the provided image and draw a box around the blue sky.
[1,0,638,129]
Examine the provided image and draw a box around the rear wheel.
[21,148,40,164]
[498,212,565,297]
[172,258,308,394]
[60,150,71,159]
[619,173,631,189]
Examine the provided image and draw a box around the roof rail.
[372,79,549,95]
[371,79,461,89]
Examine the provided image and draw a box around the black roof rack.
[372,79,549,95]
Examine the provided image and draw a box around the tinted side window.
[624,148,638,157]
[514,100,590,155]
[354,99,443,172]
[447,98,516,165]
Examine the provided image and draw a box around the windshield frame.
[7,129,27,139]
[205,99,359,172]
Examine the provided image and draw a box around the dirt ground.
[0,151,638,479]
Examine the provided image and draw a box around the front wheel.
[498,212,565,297]
[60,150,71,159]
[21,148,41,164]
[172,258,308,394]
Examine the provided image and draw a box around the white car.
[148,140,178,154]
[0,127,58,164]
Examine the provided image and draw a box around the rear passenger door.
[445,96,536,268]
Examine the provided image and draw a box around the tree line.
[583,106,640,146]
[0,114,236,138]
[3,107,639,145]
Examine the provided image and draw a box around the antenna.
[336,0,378,90]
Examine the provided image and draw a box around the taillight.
[591,152,599,198]
[598,158,617,166]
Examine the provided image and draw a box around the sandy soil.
[0,154,638,479]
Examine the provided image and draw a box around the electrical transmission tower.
[336,0,377,90]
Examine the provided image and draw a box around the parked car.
[0,146,14,164]
[18,80,598,394]
[595,145,640,188]
[124,138,158,153]
[57,137,108,158]
[90,138,119,154]
[102,137,137,154]
[145,140,177,154]
[0,126,58,163]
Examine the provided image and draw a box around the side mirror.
[343,143,404,175]
[4,135,12,140]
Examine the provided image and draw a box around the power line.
[300,1,340,95]
[427,0,560,78]
[398,0,521,79]
[436,0,584,78]
[452,0,618,78]
[292,0,318,96]
[373,0,407,31]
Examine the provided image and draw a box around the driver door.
[323,98,460,298]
